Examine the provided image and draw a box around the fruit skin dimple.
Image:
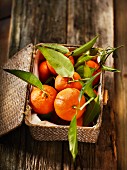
[54,88,86,121]
[30,85,57,114]
[55,72,82,91]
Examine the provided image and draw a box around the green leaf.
[102,65,120,72]
[84,86,96,98]
[83,63,94,78]
[38,46,74,78]
[38,43,69,54]
[79,97,94,111]
[72,35,99,56]
[89,47,99,56]
[68,114,78,161]
[3,69,43,90]
[79,72,101,98]
[99,45,123,65]
[83,96,101,126]
[75,54,95,68]
[84,71,101,86]
[76,65,84,78]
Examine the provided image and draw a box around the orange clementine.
[38,61,51,83]
[68,55,75,65]
[86,60,99,69]
[36,49,45,62]
[55,72,82,91]
[30,85,57,114]
[93,89,98,95]
[86,60,101,85]
[54,88,86,121]
[64,52,75,65]
[77,116,83,126]
[46,61,57,76]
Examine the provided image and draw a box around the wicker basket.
[0,44,104,143]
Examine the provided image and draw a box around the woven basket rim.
[25,117,102,130]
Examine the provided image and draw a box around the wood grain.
[114,0,127,169]
[1,0,67,170]
[0,0,12,65]
[65,0,116,169]
[0,0,118,169]
[0,0,12,19]
[9,0,67,57]
[0,18,11,65]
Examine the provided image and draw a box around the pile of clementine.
[30,44,101,127]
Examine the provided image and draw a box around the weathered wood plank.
[0,0,118,169]
[1,0,67,170]
[114,0,127,169]
[0,0,12,65]
[64,0,117,169]
[0,18,11,65]
[0,0,12,19]
[9,0,67,57]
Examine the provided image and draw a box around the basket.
[0,43,104,143]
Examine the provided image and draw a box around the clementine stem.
[68,78,90,83]
[79,97,94,110]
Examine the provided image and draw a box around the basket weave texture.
[29,122,101,143]
[0,44,33,136]
[25,104,103,143]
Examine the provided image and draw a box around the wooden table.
[0,0,127,169]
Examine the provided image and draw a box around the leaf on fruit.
[38,46,74,77]
[84,86,97,98]
[39,43,69,54]
[83,63,94,78]
[75,54,95,68]
[68,114,78,162]
[83,95,101,126]
[76,65,84,78]
[3,69,43,90]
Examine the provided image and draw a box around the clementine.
[64,52,75,65]
[77,116,83,126]
[68,55,75,65]
[38,61,51,83]
[86,60,101,85]
[55,72,82,91]
[46,61,57,76]
[30,85,57,114]
[86,60,99,69]
[36,49,45,62]
[54,88,86,121]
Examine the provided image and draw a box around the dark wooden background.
[0,0,127,169]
